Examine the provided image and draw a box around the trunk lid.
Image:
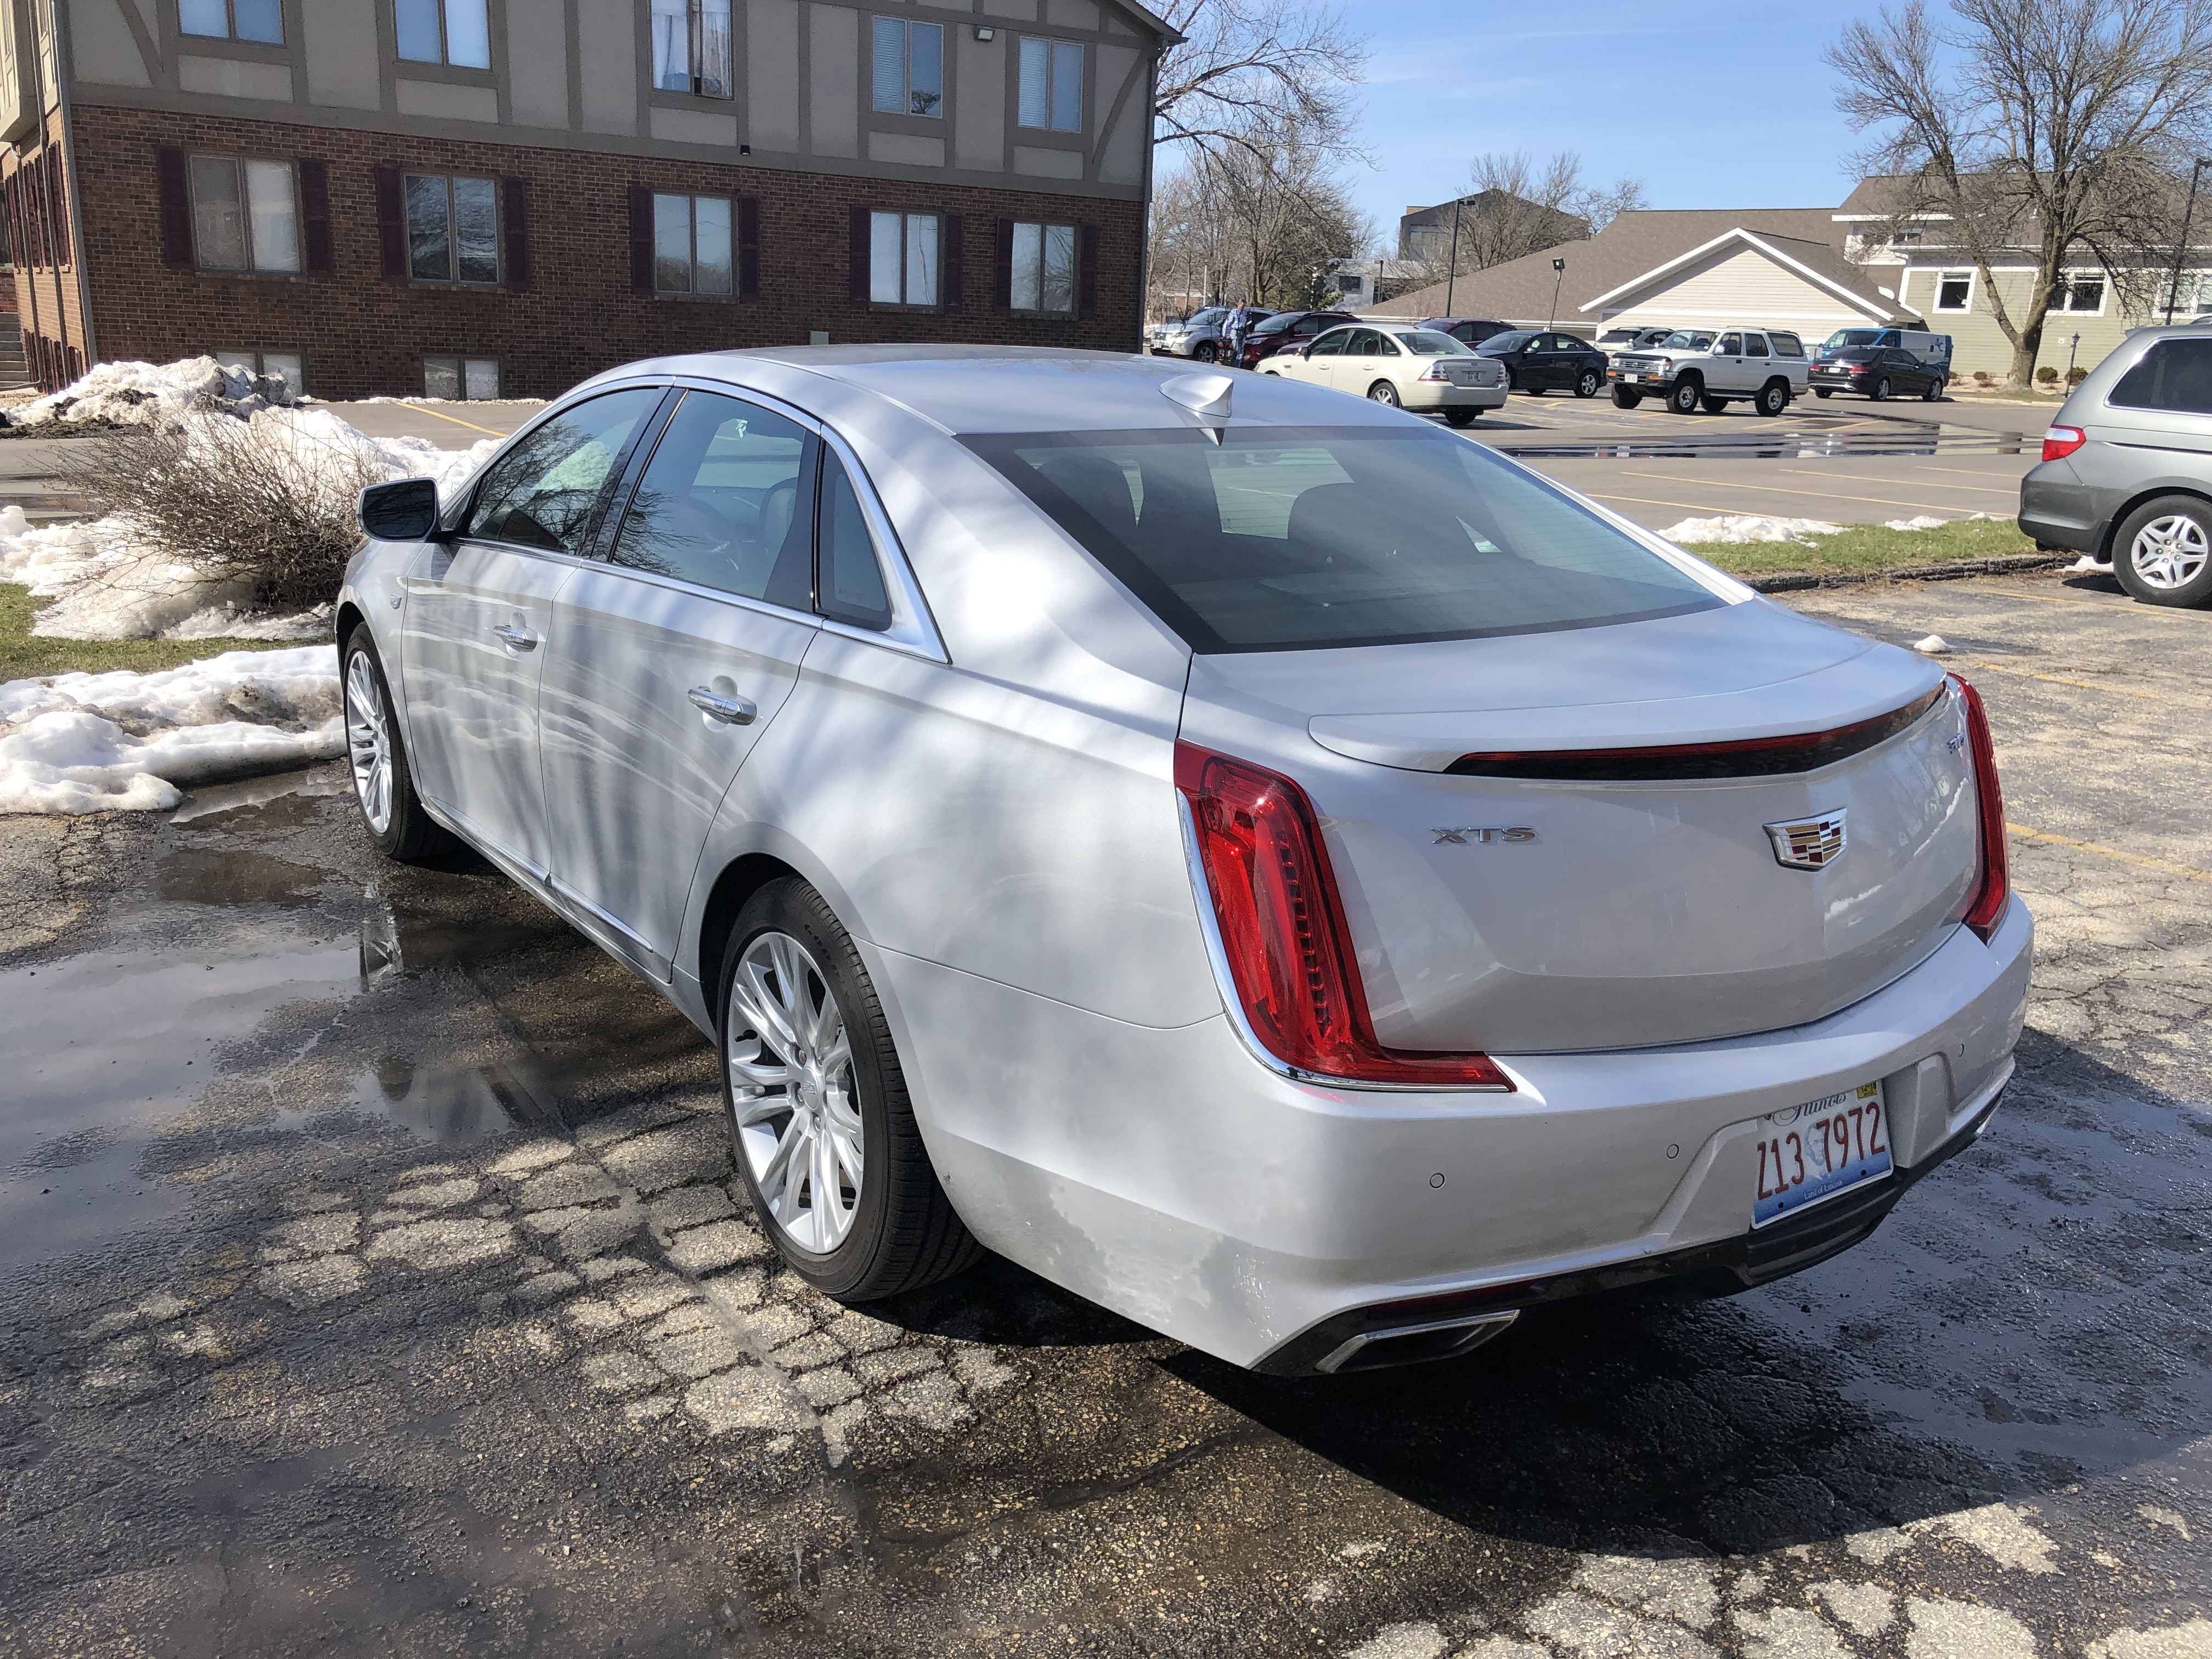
[1179,601,1975,1054]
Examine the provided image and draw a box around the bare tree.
[1829,0,2212,386]
[1409,151,1649,286]
[1152,0,1368,163]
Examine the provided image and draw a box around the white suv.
[1610,326,1810,415]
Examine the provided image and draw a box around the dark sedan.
[1809,347,1946,402]
[1240,308,1359,369]
[1419,316,1514,348]
[1474,330,1610,397]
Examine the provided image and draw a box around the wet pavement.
[2,572,2208,1657]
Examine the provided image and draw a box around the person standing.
[1224,300,1250,368]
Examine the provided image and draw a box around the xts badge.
[1431,827,1538,845]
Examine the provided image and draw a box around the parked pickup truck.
[1609,326,1809,415]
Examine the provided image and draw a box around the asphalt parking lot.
[2,570,2206,1656]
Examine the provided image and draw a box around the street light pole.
[1443,195,1464,317]
[2166,157,2210,325]
[1547,257,1567,328]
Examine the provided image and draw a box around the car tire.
[720,877,984,1301]
[1368,380,1402,407]
[1193,341,1218,364]
[1574,369,1601,398]
[2112,495,2212,607]
[1612,387,1643,409]
[1815,387,1833,398]
[1700,395,1729,415]
[1871,377,1892,401]
[1755,379,1789,416]
[1921,376,1943,402]
[341,629,456,863]
[1444,408,1481,428]
[1668,377,1703,415]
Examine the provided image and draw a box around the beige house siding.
[1898,264,2144,380]
[1590,244,1887,335]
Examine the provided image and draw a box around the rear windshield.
[1476,331,1536,354]
[964,426,1724,654]
[1395,330,1472,355]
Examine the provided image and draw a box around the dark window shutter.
[736,195,759,298]
[373,163,407,281]
[848,204,871,303]
[1077,223,1099,320]
[941,212,962,314]
[30,152,49,267]
[628,183,653,294]
[44,150,63,267]
[298,157,334,276]
[992,217,1014,311]
[501,176,529,291]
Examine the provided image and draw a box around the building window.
[2160,270,2212,315]
[651,0,732,97]
[213,347,304,394]
[1017,37,1082,131]
[395,0,492,70]
[188,155,300,273]
[424,354,500,399]
[407,174,499,285]
[869,210,938,306]
[654,194,733,296]
[2056,270,2106,314]
[1933,270,1973,312]
[871,16,943,116]
[1010,221,1075,313]
[179,0,283,43]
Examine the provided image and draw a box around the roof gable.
[1579,227,1909,321]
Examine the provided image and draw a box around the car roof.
[574,344,1413,436]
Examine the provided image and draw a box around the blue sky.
[1343,2,1877,250]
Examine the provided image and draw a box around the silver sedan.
[337,347,2032,1374]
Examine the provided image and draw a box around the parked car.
[1815,328,1952,373]
[1809,347,1947,402]
[338,346,2029,1375]
[2019,323,2212,607]
[1240,308,1358,369]
[1610,327,1809,415]
[1474,330,1611,397]
[1596,324,1677,363]
[1150,305,1276,364]
[1419,316,1515,348]
[1261,323,1509,425]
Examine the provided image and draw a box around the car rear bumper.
[1408,383,1509,410]
[883,895,2033,1373]
[2018,461,2106,553]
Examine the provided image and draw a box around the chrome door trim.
[547,873,675,983]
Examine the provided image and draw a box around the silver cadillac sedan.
[337,347,2031,1375]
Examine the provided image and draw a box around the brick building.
[1,0,1169,398]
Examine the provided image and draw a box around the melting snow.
[1662,515,1846,545]
[3,355,297,429]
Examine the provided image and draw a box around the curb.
[1742,552,2067,594]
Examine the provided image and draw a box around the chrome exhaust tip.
[1313,1308,1519,1375]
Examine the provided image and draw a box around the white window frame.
[650,0,734,99]
[871,15,945,117]
[1931,268,1976,313]
[869,210,939,307]
[1017,36,1083,132]
[2159,267,2212,315]
[1009,220,1076,314]
[405,172,501,287]
[187,153,302,275]
[422,354,501,400]
[394,0,492,70]
[652,193,736,297]
[2054,267,2108,315]
[179,0,283,43]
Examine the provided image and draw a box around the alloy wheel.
[343,648,394,836]
[727,930,864,1255]
[2129,514,2210,591]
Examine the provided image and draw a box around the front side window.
[424,354,501,400]
[395,0,492,67]
[613,391,816,605]
[2108,339,2212,415]
[869,210,938,306]
[189,155,300,273]
[970,426,1722,654]
[651,0,733,97]
[465,388,663,553]
[1009,221,1075,313]
[871,16,944,116]
[180,0,282,42]
[1306,330,1347,357]
[654,194,733,296]
[1017,36,1082,131]
[1934,272,1972,312]
[407,174,499,284]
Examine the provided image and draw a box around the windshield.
[1659,330,1717,351]
[1476,331,1536,355]
[1187,308,1226,328]
[1822,329,1881,351]
[964,426,1723,654]
[1397,330,1473,355]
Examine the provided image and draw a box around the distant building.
[1397,192,1588,266]
[1326,257,1424,311]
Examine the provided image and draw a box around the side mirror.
[358,477,443,542]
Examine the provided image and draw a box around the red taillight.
[2041,425,2086,462]
[1175,742,1513,1091]
[1949,675,2010,942]
[1418,362,1449,381]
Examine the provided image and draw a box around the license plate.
[1753,1081,1891,1227]
[1623,373,1640,382]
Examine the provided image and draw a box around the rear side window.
[816,450,894,630]
[1770,334,1804,358]
[2109,339,2212,415]
[967,426,1723,654]
[1745,334,1770,356]
[610,390,816,607]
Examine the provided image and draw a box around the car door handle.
[491,623,538,652]
[687,686,758,726]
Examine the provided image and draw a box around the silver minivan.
[2019,324,2212,607]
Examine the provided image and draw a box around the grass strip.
[1699,516,2040,578]
[0,582,305,685]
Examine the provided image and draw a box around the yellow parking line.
[2009,823,2212,883]
[1776,469,2017,495]
[1620,471,1977,516]
[401,401,509,437]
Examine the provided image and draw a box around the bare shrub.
[60,406,385,612]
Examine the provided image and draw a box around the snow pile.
[0,645,341,814]
[1662,515,1846,545]
[4,356,299,430]
[1914,634,1953,654]
[2068,552,2112,572]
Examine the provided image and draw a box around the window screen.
[2108,340,2212,415]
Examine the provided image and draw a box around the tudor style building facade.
[1,0,1167,397]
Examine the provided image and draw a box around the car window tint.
[974,426,1722,654]
[1307,330,1347,357]
[816,449,894,630]
[463,389,663,554]
[1745,334,1770,357]
[610,390,815,606]
[1771,334,1805,358]
[2109,340,2212,413]
[1372,332,1404,357]
[1718,333,1744,355]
